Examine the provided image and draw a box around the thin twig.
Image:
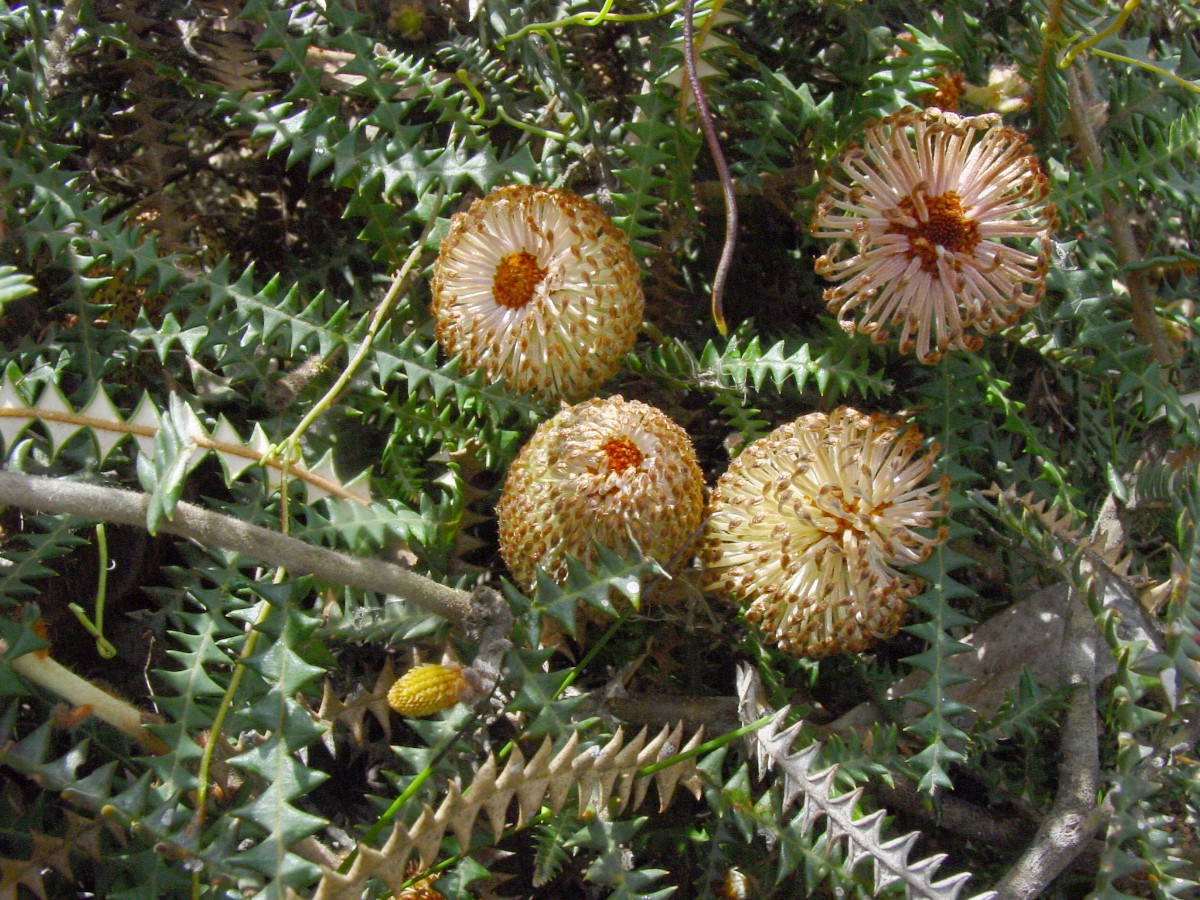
[280,189,444,453]
[1064,68,1173,365]
[0,470,475,628]
[682,0,737,335]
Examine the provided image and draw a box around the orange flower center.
[493,251,547,309]
[892,191,980,271]
[924,72,966,111]
[816,485,892,547]
[602,436,644,474]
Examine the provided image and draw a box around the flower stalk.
[1,639,169,754]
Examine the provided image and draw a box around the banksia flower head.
[387,663,470,717]
[498,395,705,597]
[700,408,949,659]
[813,107,1056,363]
[431,185,644,405]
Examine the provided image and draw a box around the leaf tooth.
[825,780,860,815]
[607,726,651,817]
[462,752,501,820]
[3,721,55,771]
[545,730,582,814]
[208,416,258,482]
[297,451,343,502]
[573,731,617,815]
[79,387,127,462]
[926,870,980,900]
[485,746,528,841]
[127,393,161,459]
[410,803,445,868]
[61,760,121,810]
[905,850,950,882]
[368,819,415,889]
[34,382,82,454]
[875,828,920,873]
[654,724,705,807]
[437,778,475,853]
[760,712,807,774]
[842,807,886,874]
[0,374,34,450]
[778,745,822,811]
[515,737,557,828]
[872,859,906,895]
[632,723,675,811]
[248,421,272,456]
[310,862,367,900]
[796,792,828,837]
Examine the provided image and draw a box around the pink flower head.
[813,108,1056,363]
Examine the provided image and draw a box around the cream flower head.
[498,395,705,595]
[813,108,1056,363]
[700,408,949,659]
[431,185,644,405]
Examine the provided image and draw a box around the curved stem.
[1057,0,1140,69]
[497,0,685,49]
[281,191,444,453]
[193,601,270,827]
[682,0,737,335]
[1088,47,1200,95]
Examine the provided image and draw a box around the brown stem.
[1064,68,1173,365]
[682,0,737,335]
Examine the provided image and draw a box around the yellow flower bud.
[387,664,469,717]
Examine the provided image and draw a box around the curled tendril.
[682,0,737,335]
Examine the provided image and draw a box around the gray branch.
[991,583,1106,898]
[0,470,475,628]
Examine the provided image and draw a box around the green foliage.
[901,544,979,792]
[2,0,1199,896]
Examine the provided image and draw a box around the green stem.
[343,708,483,871]
[278,191,444,454]
[192,598,272,827]
[1057,0,1140,68]
[497,0,685,49]
[66,523,117,659]
[1088,47,1200,95]
[637,713,772,777]
[455,69,568,140]
[556,613,629,700]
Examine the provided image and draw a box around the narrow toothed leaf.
[734,665,986,899]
